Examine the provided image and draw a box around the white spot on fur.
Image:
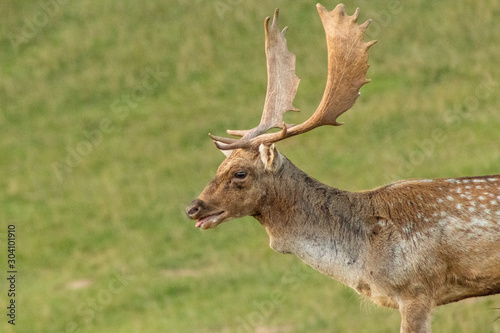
[446,196,454,201]
[473,179,486,183]
[438,219,448,227]
[456,204,463,210]
[471,218,489,227]
[469,207,476,212]
[402,226,412,234]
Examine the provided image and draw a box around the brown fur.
[187,146,500,333]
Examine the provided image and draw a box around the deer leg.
[398,297,433,333]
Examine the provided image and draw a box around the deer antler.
[211,4,376,150]
[222,9,300,142]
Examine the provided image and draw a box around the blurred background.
[1,0,499,332]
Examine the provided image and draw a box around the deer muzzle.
[185,199,227,229]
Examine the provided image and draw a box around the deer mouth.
[195,211,226,229]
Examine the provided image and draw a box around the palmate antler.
[211,3,376,150]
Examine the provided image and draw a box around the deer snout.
[186,199,206,220]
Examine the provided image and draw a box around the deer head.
[186,145,284,229]
[186,4,375,229]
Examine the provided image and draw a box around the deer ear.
[212,139,233,158]
[259,144,283,171]
[218,148,233,158]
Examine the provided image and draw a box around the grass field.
[1,0,500,332]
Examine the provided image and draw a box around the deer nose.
[186,199,205,220]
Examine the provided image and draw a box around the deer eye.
[234,171,247,180]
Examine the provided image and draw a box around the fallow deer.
[186,4,500,332]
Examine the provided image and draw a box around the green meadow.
[1,0,500,332]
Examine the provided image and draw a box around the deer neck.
[254,158,368,286]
